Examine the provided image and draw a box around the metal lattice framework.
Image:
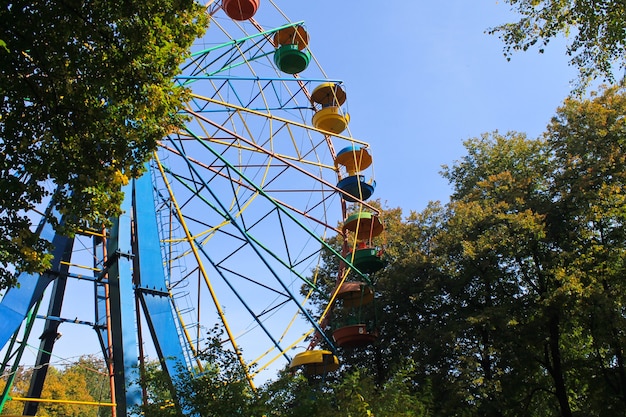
[0,3,379,416]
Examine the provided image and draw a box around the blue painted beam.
[107,183,142,416]
[132,171,194,414]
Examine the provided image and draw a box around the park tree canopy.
[0,1,207,288]
[302,85,626,416]
[490,0,626,90]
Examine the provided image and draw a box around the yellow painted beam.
[9,396,115,407]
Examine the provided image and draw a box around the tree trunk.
[548,313,573,417]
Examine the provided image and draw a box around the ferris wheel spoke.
[158,154,340,359]
[176,112,376,240]
[187,237,297,365]
[160,161,327,293]
[179,76,333,113]
[168,131,353,270]
[170,214,330,375]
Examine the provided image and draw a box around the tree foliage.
[136,324,432,417]
[489,0,626,90]
[0,0,207,288]
[303,85,626,416]
[262,366,430,417]
[1,356,109,416]
[137,328,259,417]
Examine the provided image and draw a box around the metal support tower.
[0,172,190,416]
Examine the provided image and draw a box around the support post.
[107,183,142,416]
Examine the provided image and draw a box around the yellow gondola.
[311,83,349,134]
[289,350,339,375]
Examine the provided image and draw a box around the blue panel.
[0,209,73,349]
[133,173,189,384]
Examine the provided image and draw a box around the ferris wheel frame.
[0,6,381,417]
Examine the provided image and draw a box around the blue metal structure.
[0,4,382,415]
[0,176,187,416]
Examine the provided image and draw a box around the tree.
[135,359,179,417]
[414,85,626,416]
[489,0,626,90]
[545,84,626,414]
[68,356,111,417]
[137,328,259,417]
[1,357,109,416]
[261,365,432,417]
[0,0,208,288]
[0,366,31,416]
[439,132,571,416]
[36,366,99,417]
[339,85,626,415]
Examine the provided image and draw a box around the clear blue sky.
[278,1,578,213]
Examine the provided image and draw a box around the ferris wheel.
[0,1,386,415]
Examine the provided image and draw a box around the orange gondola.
[223,0,259,21]
[331,281,378,348]
[343,212,384,241]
